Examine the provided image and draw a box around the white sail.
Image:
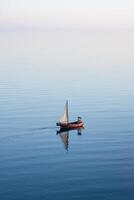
[59,100,69,124]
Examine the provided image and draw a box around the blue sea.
[0,30,134,200]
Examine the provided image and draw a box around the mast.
[66,100,69,123]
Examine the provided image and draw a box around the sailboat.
[56,100,84,130]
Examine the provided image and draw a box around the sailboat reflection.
[57,128,83,151]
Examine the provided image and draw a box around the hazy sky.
[0,0,134,30]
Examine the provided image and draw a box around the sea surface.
[0,30,134,200]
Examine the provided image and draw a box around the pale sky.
[0,0,134,30]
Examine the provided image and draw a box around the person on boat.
[77,116,82,123]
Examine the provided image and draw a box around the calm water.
[0,30,134,200]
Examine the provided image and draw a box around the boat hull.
[56,121,84,129]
